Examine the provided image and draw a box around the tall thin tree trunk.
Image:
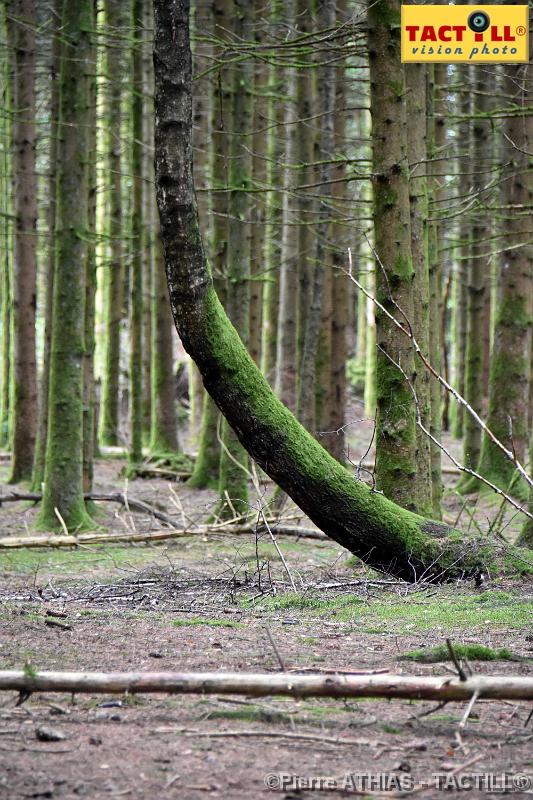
[406,63,432,516]
[217,0,253,518]
[0,3,13,450]
[427,64,447,516]
[83,0,98,492]
[475,61,533,502]
[450,82,471,440]
[7,0,37,483]
[275,0,298,412]
[457,69,491,491]
[368,0,418,512]
[100,0,126,447]
[129,0,144,465]
[298,0,334,435]
[189,0,212,449]
[328,6,349,463]
[38,0,93,530]
[149,238,178,453]
[32,0,61,489]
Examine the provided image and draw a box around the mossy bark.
[275,0,298,413]
[149,238,178,454]
[83,5,98,493]
[405,63,432,517]
[7,0,37,483]
[37,0,93,532]
[456,69,491,493]
[471,62,533,503]
[298,0,332,435]
[128,0,144,466]
[216,0,253,517]
[368,0,418,512]
[426,64,446,517]
[153,0,490,581]
[100,0,126,447]
[32,0,61,490]
[0,6,12,451]
[260,0,282,385]
[450,82,471,440]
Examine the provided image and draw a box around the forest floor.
[1,399,532,799]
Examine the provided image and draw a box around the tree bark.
[153,0,487,581]
[457,70,492,492]
[100,0,127,447]
[405,63,432,517]
[368,0,418,513]
[475,61,533,504]
[2,669,533,701]
[37,0,93,531]
[7,0,37,483]
[129,0,144,465]
[32,0,62,490]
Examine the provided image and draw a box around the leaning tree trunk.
[152,0,489,581]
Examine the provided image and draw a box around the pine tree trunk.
[149,239,178,453]
[275,0,298,412]
[32,0,61,489]
[327,2,349,463]
[260,0,282,384]
[100,0,126,447]
[7,0,37,483]
[38,0,93,531]
[216,0,253,518]
[0,3,13,450]
[153,0,489,582]
[128,0,144,465]
[405,63,432,516]
[83,0,98,492]
[477,59,533,503]
[450,83,471,440]
[427,64,447,516]
[457,69,491,492]
[298,0,333,434]
[368,0,418,512]
[141,0,153,439]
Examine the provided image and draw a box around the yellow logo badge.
[401,5,529,63]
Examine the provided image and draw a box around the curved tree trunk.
[152,0,488,582]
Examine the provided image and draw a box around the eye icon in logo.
[468,10,490,33]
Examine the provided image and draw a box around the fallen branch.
[2,670,533,701]
[0,491,179,528]
[0,524,326,549]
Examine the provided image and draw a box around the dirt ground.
[1,404,533,799]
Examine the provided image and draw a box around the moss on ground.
[245,589,533,631]
[398,644,518,663]
[171,617,244,628]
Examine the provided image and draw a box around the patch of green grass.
[246,590,533,632]
[382,724,400,734]
[0,545,165,577]
[171,617,244,629]
[399,644,517,663]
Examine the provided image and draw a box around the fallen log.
[0,524,326,549]
[1,670,532,701]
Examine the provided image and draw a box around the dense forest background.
[1,0,532,553]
